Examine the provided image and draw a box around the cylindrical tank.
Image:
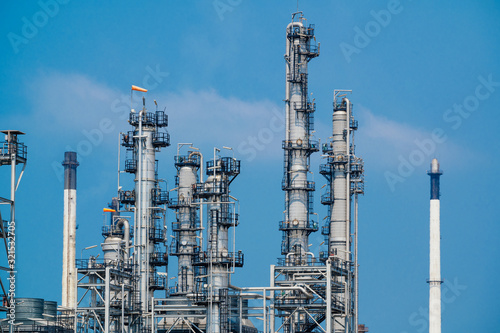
[43,300,57,321]
[102,236,123,263]
[15,298,44,322]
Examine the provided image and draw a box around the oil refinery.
[2,10,366,333]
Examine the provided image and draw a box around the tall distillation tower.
[168,147,202,295]
[320,91,364,332]
[75,96,170,332]
[192,154,243,333]
[122,96,170,313]
[272,12,324,333]
[280,11,320,262]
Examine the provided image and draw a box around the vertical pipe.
[122,283,125,333]
[326,259,332,333]
[239,294,243,333]
[62,151,79,308]
[345,98,351,265]
[354,193,358,333]
[119,219,130,263]
[74,273,78,332]
[263,288,267,333]
[105,267,110,332]
[270,265,275,332]
[152,297,155,333]
[118,132,121,193]
[345,98,352,333]
[136,109,144,312]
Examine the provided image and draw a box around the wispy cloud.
[163,89,283,161]
[17,71,285,165]
[25,71,120,132]
[17,71,477,176]
[355,105,475,173]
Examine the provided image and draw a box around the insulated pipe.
[116,218,130,262]
[344,97,351,264]
[62,151,79,308]
[354,193,359,333]
[189,151,203,250]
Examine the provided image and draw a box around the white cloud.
[19,71,476,174]
[26,71,120,132]
[18,71,286,166]
[161,89,284,162]
[354,105,474,171]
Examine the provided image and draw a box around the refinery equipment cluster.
[0,11,367,333]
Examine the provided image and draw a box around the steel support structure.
[0,130,27,332]
[75,260,137,333]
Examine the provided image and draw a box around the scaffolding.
[0,130,27,332]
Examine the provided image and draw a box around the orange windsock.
[131,85,148,92]
[103,208,116,213]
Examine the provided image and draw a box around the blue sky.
[1,1,499,332]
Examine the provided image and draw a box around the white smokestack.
[62,152,79,308]
[428,158,442,333]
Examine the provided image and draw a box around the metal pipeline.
[116,218,130,262]
[343,97,351,263]
[244,286,313,299]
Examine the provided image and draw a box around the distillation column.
[61,151,79,308]
[329,98,349,262]
[281,11,320,260]
[428,159,442,333]
[193,156,243,333]
[320,92,364,333]
[169,151,201,294]
[121,97,170,314]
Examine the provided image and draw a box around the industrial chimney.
[61,152,79,308]
[428,158,442,333]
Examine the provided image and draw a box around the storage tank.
[43,300,57,321]
[15,298,44,322]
